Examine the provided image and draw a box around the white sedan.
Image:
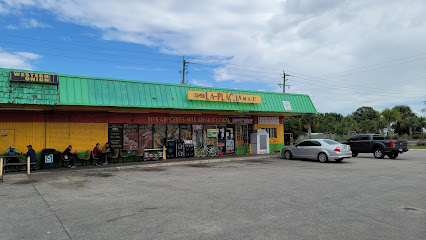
[281,139,352,163]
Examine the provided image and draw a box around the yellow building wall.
[254,124,284,152]
[0,122,107,154]
[46,122,108,152]
[0,122,46,154]
[254,124,284,144]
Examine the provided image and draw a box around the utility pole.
[180,57,192,85]
[278,70,292,93]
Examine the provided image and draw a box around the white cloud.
[0,0,425,114]
[0,48,41,70]
[190,79,214,87]
[6,18,50,29]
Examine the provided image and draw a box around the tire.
[335,158,343,163]
[352,152,358,157]
[318,152,328,163]
[373,148,385,159]
[284,150,292,160]
[389,153,398,159]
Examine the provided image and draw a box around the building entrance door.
[235,125,249,154]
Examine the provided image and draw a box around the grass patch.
[408,145,426,149]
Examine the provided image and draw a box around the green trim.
[269,143,284,153]
[235,146,248,154]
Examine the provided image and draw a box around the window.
[323,139,339,145]
[297,141,310,146]
[265,128,277,138]
[310,141,321,146]
[360,135,370,140]
[373,136,384,140]
[350,136,361,141]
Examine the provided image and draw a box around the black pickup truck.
[341,134,408,159]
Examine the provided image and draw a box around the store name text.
[188,90,261,103]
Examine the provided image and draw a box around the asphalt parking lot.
[1,150,425,240]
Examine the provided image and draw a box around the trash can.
[41,149,57,169]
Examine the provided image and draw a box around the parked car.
[280,139,352,163]
[340,134,408,159]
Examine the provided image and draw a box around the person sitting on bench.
[25,145,37,170]
[5,146,20,171]
[63,145,77,168]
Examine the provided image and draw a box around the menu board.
[123,124,139,150]
[108,124,123,149]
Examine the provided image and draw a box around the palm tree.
[377,116,387,136]
[381,108,402,137]
[401,115,419,140]
[341,116,357,138]
[300,114,320,139]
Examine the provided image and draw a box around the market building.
[0,68,316,164]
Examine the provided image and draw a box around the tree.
[300,114,320,139]
[401,115,419,140]
[377,116,387,136]
[283,117,303,141]
[418,117,426,141]
[352,106,379,122]
[381,108,402,137]
[341,115,357,138]
[319,113,342,139]
[392,105,415,135]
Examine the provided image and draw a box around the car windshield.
[323,139,339,145]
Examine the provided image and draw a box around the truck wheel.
[352,152,358,157]
[318,152,328,163]
[284,150,292,160]
[389,153,398,159]
[373,148,385,159]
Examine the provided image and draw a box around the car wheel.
[335,158,343,162]
[318,152,328,163]
[373,148,385,159]
[352,152,358,157]
[389,153,398,159]
[284,150,292,160]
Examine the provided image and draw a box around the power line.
[0,40,181,63]
[0,47,180,70]
[2,32,425,80]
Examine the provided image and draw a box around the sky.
[0,0,425,116]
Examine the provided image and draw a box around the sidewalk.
[33,152,282,174]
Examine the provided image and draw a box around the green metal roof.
[0,68,317,114]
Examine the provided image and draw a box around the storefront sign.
[258,117,280,125]
[147,116,229,124]
[282,101,292,111]
[229,118,253,124]
[188,90,262,103]
[207,129,219,137]
[10,71,58,84]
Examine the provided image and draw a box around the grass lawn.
[408,145,426,149]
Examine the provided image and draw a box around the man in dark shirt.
[102,142,114,165]
[63,145,77,168]
[26,145,37,170]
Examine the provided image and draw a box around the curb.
[84,154,280,172]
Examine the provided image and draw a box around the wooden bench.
[0,157,32,183]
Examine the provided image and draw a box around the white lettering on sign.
[258,117,279,125]
[283,101,292,111]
